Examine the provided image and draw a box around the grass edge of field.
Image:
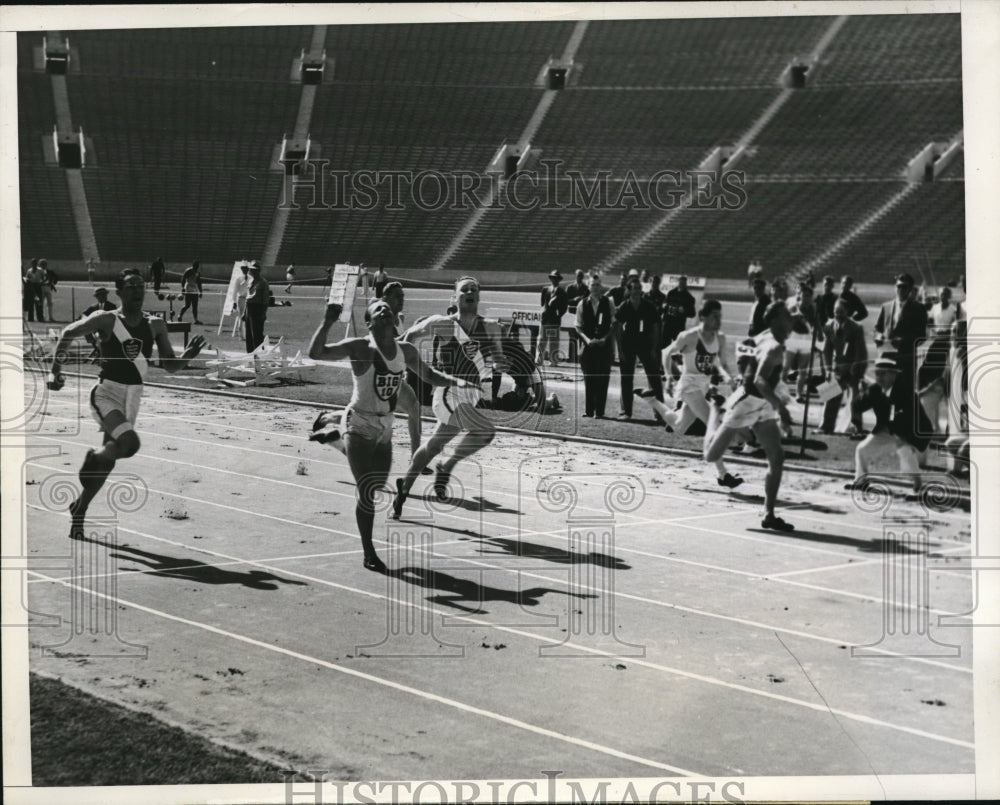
[27,672,319,787]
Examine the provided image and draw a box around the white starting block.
[204,336,318,386]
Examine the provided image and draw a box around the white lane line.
[24,567,704,776]
[26,448,972,624]
[35,419,899,564]
[769,559,881,578]
[26,499,972,677]
[26,567,975,753]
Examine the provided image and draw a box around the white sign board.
[663,274,706,289]
[221,261,249,317]
[328,263,362,323]
[510,309,542,326]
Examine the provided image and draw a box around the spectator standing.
[747,259,764,288]
[87,257,97,285]
[536,270,569,367]
[817,299,867,434]
[605,271,629,308]
[838,275,868,322]
[566,269,589,313]
[39,259,58,322]
[178,261,204,324]
[784,283,819,402]
[150,257,166,293]
[614,275,663,419]
[284,264,296,294]
[645,274,667,323]
[23,259,46,322]
[245,261,269,352]
[748,275,771,337]
[816,275,838,325]
[918,286,959,433]
[575,273,615,419]
[234,263,250,338]
[81,286,117,317]
[662,275,696,347]
[372,264,388,298]
[874,272,928,390]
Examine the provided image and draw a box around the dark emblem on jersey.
[695,352,715,375]
[122,338,143,361]
[462,340,480,360]
[374,371,402,402]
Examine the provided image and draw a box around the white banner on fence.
[663,275,706,289]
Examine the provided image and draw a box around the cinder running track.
[24,377,974,781]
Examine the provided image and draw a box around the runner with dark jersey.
[704,302,795,531]
[392,276,505,519]
[47,268,207,540]
[308,298,466,572]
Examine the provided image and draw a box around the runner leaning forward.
[703,302,796,531]
[391,276,506,519]
[46,268,207,540]
[642,299,744,489]
[308,298,467,572]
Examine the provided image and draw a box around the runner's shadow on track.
[463,534,631,570]
[393,493,522,517]
[390,566,596,615]
[394,518,481,539]
[90,539,308,590]
[746,528,931,555]
[685,487,765,505]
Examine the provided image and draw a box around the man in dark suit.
[873,272,928,388]
[839,275,868,322]
[845,355,932,496]
[748,276,771,336]
[817,299,867,434]
[536,270,569,366]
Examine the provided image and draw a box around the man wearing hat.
[244,261,269,353]
[536,270,568,367]
[81,287,117,318]
[873,272,928,390]
[846,354,932,497]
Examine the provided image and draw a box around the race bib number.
[374,371,402,402]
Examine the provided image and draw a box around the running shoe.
[391,478,406,520]
[309,411,341,444]
[761,514,795,531]
[433,463,451,501]
[717,473,744,489]
[363,555,388,573]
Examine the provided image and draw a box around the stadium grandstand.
[18,14,963,285]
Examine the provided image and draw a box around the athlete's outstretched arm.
[308,304,362,361]
[47,311,115,390]
[153,319,207,373]
[400,342,466,388]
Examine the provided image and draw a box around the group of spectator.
[22,258,59,322]
[531,267,700,420]
[750,268,969,490]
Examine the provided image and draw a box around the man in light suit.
[817,299,868,434]
[873,272,928,390]
[845,355,932,497]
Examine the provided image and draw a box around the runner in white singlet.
[308,299,466,572]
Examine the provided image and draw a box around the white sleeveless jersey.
[349,335,406,415]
